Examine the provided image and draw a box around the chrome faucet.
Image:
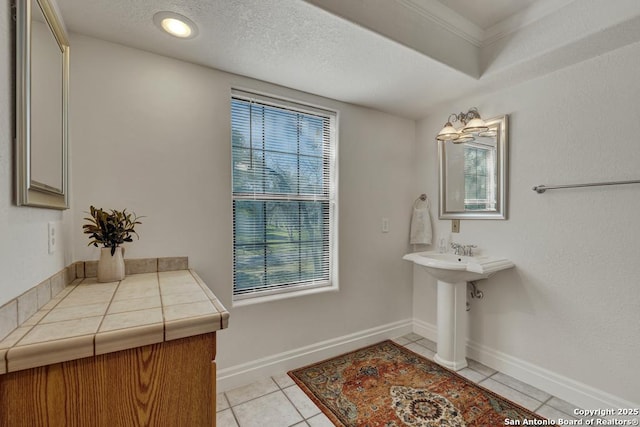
[451,242,477,256]
[450,242,463,255]
[463,245,477,256]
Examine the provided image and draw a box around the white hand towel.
[410,196,433,245]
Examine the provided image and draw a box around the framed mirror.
[16,0,69,209]
[438,115,508,220]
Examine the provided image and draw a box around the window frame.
[230,89,339,306]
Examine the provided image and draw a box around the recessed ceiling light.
[153,11,198,39]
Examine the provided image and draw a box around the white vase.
[97,247,125,283]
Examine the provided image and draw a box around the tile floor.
[216,333,584,427]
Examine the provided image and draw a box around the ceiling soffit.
[55,0,640,119]
[304,0,640,81]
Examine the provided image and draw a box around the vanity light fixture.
[436,107,489,143]
[153,11,198,39]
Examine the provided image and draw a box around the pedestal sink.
[403,251,514,371]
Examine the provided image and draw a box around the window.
[463,143,496,211]
[231,90,338,303]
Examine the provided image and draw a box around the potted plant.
[83,206,143,282]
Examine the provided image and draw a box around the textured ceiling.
[55,0,640,119]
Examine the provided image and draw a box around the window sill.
[232,282,339,307]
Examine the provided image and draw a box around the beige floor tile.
[456,367,487,383]
[225,377,280,407]
[216,408,239,427]
[307,413,334,427]
[218,339,579,427]
[401,332,423,342]
[491,372,552,402]
[272,372,296,388]
[416,338,437,352]
[405,342,436,360]
[217,392,230,412]
[536,404,577,421]
[283,385,321,419]
[466,358,497,376]
[391,336,411,346]
[233,391,303,427]
[478,378,543,411]
[546,396,582,416]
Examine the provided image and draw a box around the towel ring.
[414,194,430,208]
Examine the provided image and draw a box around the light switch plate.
[451,219,460,233]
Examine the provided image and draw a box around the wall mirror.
[16,0,70,209]
[438,115,508,219]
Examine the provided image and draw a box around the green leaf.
[82,206,143,251]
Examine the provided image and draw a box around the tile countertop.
[0,270,229,375]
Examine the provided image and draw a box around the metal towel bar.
[533,179,640,194]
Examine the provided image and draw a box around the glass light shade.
[462,117,489,134]
[436,122,460,141]
[454,133,474,144]
[153,12,198,39]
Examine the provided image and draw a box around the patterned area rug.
[288,340,545,426]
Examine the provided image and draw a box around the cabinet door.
[0,333,216,427]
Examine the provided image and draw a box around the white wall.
[8,7,636,408]
[414,41,640,406]
[0,1,72,309]
[69,34,415,381]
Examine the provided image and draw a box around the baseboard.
[412,318,437,342]
[413,318,638,409]
[216,318,413,392]
[466,338,640,409]
[218,317,636,408]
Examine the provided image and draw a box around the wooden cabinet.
[0,332,217,427]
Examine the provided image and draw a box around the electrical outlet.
[382,217,390,233]
[451,219,460,233]
[48,222,57,254]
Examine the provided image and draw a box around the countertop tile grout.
[0,269,228,375]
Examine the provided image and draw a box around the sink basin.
[402,251,514,283]
[404,250,514,371]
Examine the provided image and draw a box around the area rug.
[288,340,545,426]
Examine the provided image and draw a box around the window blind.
[231,91,337,300]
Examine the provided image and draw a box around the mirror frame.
[438,114,509,220]
[16,0,70,210]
